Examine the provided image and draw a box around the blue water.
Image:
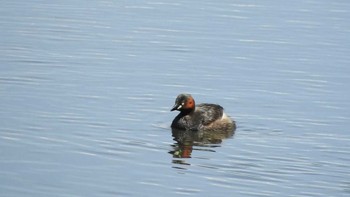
[1,1,350,196]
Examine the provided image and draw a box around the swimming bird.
[171,93,235,131]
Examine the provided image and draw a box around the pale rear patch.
[220,113,233,124]
[221,113,228,120]
[205,112,234,131]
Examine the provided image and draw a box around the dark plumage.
[171,94,235,131]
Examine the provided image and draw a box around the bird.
[171,93,235,131]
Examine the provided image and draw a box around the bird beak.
[171,104,182,111]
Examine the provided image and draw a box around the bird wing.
[196,104,224,125]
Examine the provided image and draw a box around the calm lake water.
[1,1,350,196]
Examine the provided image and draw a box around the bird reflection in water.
[169,124,236,163]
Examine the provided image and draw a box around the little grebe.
[171,93,235,131]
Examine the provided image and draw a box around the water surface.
[1,1,350,196]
